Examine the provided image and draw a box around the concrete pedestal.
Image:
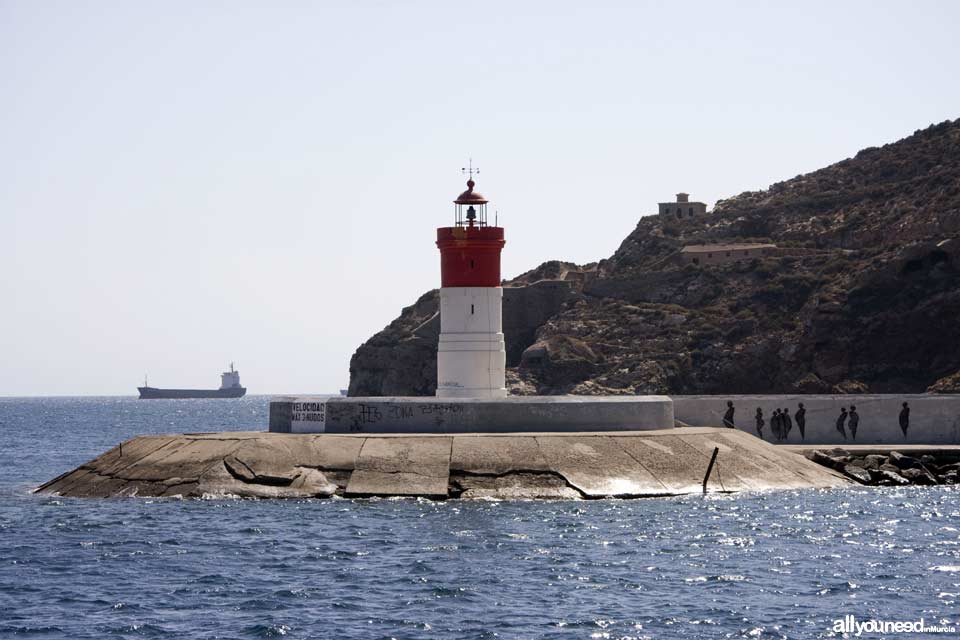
[269,395,675,434]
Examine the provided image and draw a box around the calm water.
[1,397,958,639]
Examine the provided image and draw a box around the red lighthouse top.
[437,176,505,287]
[454,179,488,205]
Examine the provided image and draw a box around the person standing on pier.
[755,408,765,439]
[782,408,793,441]
[899,402,910,438]
[795,403,806,441]
[723,401,736,429]
[771,409,782,441]
[848,406,859,441]
[836,407,848,440]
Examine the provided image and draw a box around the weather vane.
[461,158,479,180]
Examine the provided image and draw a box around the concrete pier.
[36,427,851,500]
[269,395,675,434]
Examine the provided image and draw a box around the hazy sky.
[2,1,958,396]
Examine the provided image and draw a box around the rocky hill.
[349,119,960,396]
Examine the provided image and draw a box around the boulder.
[223,455,256,482]
[810,450,846,471]
[938,461,960,473]
[888,452,919,470]
[842,464,872,484]
[940,470,958,485]
[920,454,937,466]
[901,467,939,485]
[870,469,910,486]
[862,455,885,471]
[879,463,901,473]
[288,468,338,497]
[846,457,867,469]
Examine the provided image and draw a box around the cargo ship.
[137,364,247,399]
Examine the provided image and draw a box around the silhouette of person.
[899,402,910,438]
[723,401,735,429]
[795,403,806,442]
[836,407,848,440]
[848,405,859,441]
[772,409,782,441]
[780,408,791,440]
[755,408,764,438]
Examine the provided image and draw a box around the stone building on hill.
[659,192,708,220]
[680,243,777,266]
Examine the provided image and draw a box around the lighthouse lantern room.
[435,171,507,398]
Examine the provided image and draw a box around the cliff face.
[349,119,960,396]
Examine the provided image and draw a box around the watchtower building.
[659,192,708,220]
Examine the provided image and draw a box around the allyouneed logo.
[832,615,956,636]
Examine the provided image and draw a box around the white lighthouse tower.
[435,170,507,398]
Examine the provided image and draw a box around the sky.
[2,1,959,396]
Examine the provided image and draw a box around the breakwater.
[802,446,960,486]
[36,427,850,499]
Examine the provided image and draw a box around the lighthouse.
[435,172,507,398]
[269,166,675,434]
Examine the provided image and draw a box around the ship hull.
[137,386,247,399]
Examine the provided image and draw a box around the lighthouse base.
[269,395,674,434]
[436,287,507,399]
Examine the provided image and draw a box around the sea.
[1,396,958,639]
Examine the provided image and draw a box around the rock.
[870,469,910,486]
[223,455,256,482]
[847,457,867,469]
[941,470,958,484]
[901,467,939,485]
[920,454,937,466]
[451,472,582,500]
[828,448,851,458]
[888,452,919,470]
[862,455,885,470]
[879,463,902,473]
[810,450,847,471]
[842,464,872,484]
[288,468,338,497]
[927,370,960,393]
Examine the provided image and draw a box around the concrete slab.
[300,435,365,470]
[345,437,452,498]
[710,431,847,489]
[451,436,549,474]
[675,432,796,491]
[93,436,176,478]
[711,433,849,488]
[535,436,670,497]
[226,433,365,470]
[122,438,235,482]
[612,434,717,494]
